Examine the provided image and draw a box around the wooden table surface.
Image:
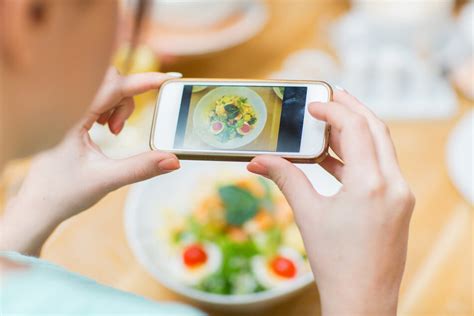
[1,1,472,315]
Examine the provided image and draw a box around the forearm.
[0,196,62,256]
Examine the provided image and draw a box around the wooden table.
[2,1,472,315]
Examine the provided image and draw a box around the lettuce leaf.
[218,185,259,226]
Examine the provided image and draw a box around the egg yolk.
[270,256,296,278]
[183,244,208,267]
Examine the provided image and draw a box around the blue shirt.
[1,251,204,315]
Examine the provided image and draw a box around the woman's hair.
[125,0,150,72]
[131,0,149,47]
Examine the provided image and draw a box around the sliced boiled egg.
[251,246,306,289]
[237,122,251,135]
[210,121,224,134]
[169,242,222,286]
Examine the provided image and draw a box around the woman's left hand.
[1,68,181,256]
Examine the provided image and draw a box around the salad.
[208,95,258,143]
[162,177,309,295]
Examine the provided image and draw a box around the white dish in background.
[192,87,267,149]
[151,0,242,30]
[446,110,473,206]
[124,160,341,311]
[145,0,268,56]
[272,48,458,120]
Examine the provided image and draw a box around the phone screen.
[173,85,308,152]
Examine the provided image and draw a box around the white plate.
[124,160,341,310]
[192,87,267,149]
[145,0,268,56]
[150,0,242,30]
[446,110,473,205]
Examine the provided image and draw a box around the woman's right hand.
[1,68,181,256]
[247,89,415,316]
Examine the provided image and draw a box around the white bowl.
[144,0,268,56]
[151,0,243,29]
[192,87,267,150]
[124,161,329,311]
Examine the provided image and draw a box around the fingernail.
[166,72,183,78]
[334,85,345,91]
[158,157,180,172]
[112,122,124,135]
[247,161,268,176]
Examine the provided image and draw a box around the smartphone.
[150,79,332,163]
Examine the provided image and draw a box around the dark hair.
[124,0,150,73]
[131,0,149,47]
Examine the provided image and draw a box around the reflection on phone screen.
[174,85,307,152]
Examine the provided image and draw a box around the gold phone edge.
[149,78,333,164]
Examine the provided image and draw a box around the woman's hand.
[1,68,181,256]
[247,89,415,316]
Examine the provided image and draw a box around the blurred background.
[1,0,472,315]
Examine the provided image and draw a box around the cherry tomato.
[270,256,297,278]
[183,244,207,267]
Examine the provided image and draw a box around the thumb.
[247,155,321,212]
[108,151,180,189]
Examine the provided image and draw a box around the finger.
[333,89,401,176]
[247,155,321,212]
[83,71,180,130]
[108,151,180,190]
[97,109,114,125]
[308,102,380,179]
[117,72,177,98]
[103,72,172,111]
[319,154,344,182]
[107,97,135,134]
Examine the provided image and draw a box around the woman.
[0,1,415,315]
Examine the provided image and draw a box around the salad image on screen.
[208,95,258,143]
[174,85,307,152]
[192,87,268,149]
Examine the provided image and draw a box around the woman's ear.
[0,0,49,69]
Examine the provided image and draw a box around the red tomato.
[183,244,208,267]
[270,256,297,278]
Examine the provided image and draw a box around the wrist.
[318,282,399,316]
[0,194,63,256]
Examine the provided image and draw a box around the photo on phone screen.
[173,85,308,152]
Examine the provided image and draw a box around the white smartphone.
[150,79,332,163]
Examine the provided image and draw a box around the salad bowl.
[123,161,342,311]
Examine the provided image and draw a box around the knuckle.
[268,160,296,193]
[151,155,166,167]
[409,190,416,205]
[132,165,151,181]
[363,175,386,197]
[128,101,136,114]
[377,120,391,136]
[389,182,416,210]
[272,171,290,193]
[129,158,160,181]
[118,85,126,99]
[349,115,369,130]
